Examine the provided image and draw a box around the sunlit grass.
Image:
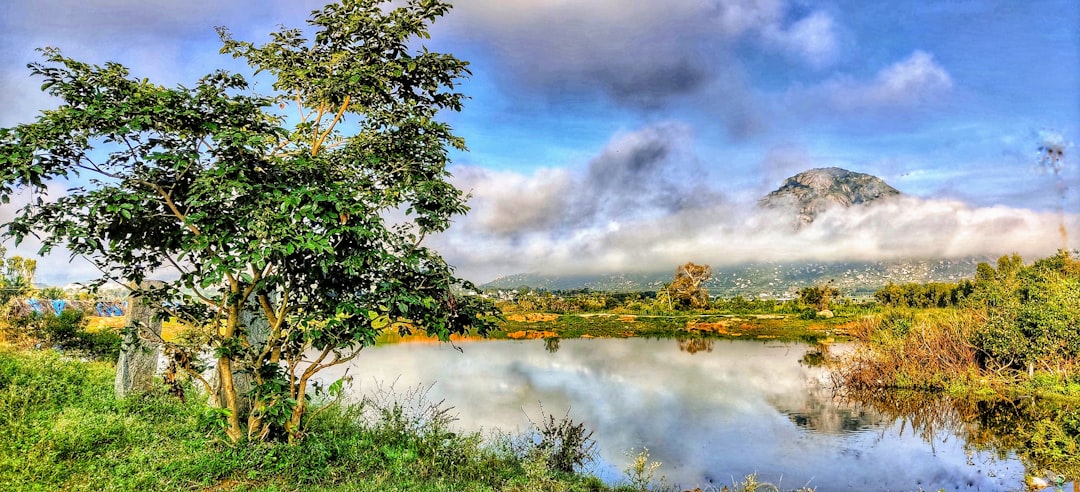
[84,316,187,342]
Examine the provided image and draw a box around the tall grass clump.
[834,308,979,392]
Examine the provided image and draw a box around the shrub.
[529,410,597,475]
[0,308,120,360]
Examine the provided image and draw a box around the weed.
[519,406,597,475]
[623,447,664,491]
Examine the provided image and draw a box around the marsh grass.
[833,309,981,392]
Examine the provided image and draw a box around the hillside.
[482,257,989,298]
[483,168,980,297]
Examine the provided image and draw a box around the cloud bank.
[436,124,1078,282]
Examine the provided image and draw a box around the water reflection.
[676,337,714,354]
[843,389,1080,489]
[319,338,1027,491]
[544,336,560,354]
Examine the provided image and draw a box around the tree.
[968,251,1080,376]
[0,245,36,305]
[0,0,496,443]
[667,262,711,309]
[797,282,839,312]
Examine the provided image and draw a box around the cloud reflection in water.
[322,338,1023,491]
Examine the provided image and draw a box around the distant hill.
[759,167,900,224]
[482,257,989,298]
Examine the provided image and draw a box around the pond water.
[319,338,1031,491]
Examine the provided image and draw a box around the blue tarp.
[26,298,45,314]
[26,299,67,315]
[95,302,125,317]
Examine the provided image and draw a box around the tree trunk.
[286,376,310,444]
[217,356,243,442]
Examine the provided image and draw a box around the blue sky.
[1,0,1078,284]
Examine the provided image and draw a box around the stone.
[114,280,165,398]
[210,296,272,417]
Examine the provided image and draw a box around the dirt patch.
[686,321,732,335]
[618,315,637,323]
[504,313,560,323]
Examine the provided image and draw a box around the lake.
[319,338,1030,491]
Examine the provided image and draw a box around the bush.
[967,251,1080,375]
[527,410,597,475]
[0,308,120,360]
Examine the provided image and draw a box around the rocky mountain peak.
[759,167,901,224]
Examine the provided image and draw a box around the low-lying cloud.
[436,125,1077,282]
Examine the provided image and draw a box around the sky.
[1,0,1078,285]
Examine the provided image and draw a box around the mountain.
[759,167,901,224]
[482,257,989,298]
[482,168,976,297]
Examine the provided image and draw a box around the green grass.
[0,346,614,491]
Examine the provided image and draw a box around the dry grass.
[834,309,979,391]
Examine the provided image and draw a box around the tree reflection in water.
[840,389,1080,489]
[676,337,714,354]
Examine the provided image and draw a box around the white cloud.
[819,51,954,111]
[762,10,839,67]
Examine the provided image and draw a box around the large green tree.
[0,0,495,443]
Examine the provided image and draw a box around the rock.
[115,280,165,398]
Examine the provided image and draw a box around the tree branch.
[312,96,350,156]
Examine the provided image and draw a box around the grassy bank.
[831,306,1080,482]
[0,346,813,492]
[0,346,606,491]
[375,312,854,345]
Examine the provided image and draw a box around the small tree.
[968,251,1080,376]
[0,0,496,443]
[667,262,711,309]
[798,282,839,312]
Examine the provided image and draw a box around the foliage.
[874,280,974,309]
[623,448,664,491]
[834,309,978,391]
[838,251,1080,392]
[796,282,839,312]
[0,309,121,360]
[523,409,597,475]
[0,0,497,443]
[666,262,712,310]
[0,246,36,306]
[717,473,815,492]
[966,251,1080,375]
